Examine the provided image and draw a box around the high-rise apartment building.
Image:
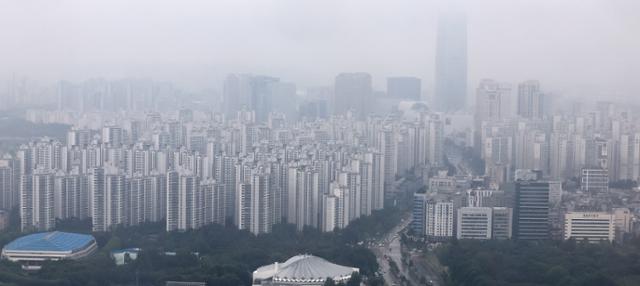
[165,170,201,231]
[339,171,361,223]
[236,183,252,231]
[20,170,55,232]
[216,156,237,220]
[89,167,106,232]
[517,80,545,119]
[53,171,86,220]
[474,79,511,151]
[0,159,15,210]
[365,152,385,211]
[145,173,167,223]
[322,194,338,232]
[549,133,571,180]
[102,125,124,147]
[426,115,444,166]
[287,167,320,230]
[332,185,351,230]
[127,175,146,226]
[201,179,226,226]
[234,170,275,235]
[250,172,273,234]
[12,102,445,236]
[425,199,454,240]
[378,129,397,192]
[104,169,126,229]
[475,79,512,123]
[411,193,427,235]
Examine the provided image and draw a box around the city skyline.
[1,1,640,285]
[0,0,639,102]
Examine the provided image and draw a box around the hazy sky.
[1,0,639,100]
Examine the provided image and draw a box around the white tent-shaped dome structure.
[252,254,359,286]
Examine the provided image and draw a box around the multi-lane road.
[369,138,466,286]
[370,213,412,286]
[370,212,445,286]
[371,213,445,286]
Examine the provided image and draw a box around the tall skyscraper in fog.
[333,73,372,119]
[387,77,421,100]
[434,10,467,112]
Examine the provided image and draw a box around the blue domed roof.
[3,231,96,253]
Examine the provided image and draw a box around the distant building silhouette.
[517,80,545,119]
[333,73,372,118]
[223,74,279,122]
[387,77,421,100]
[435,10,467,112]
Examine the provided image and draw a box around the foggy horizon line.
[0,71,626,91]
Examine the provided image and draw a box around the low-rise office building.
[564,212,615,243]
[492,207,513,239]
[457,207,492,240]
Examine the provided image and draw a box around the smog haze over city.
[2,0,639,101]
[1,1,640,286]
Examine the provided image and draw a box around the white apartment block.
[20,170,55,232]
[426,200,454,239]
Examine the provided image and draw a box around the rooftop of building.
[253,254,358,282]
[3,231,96,253]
